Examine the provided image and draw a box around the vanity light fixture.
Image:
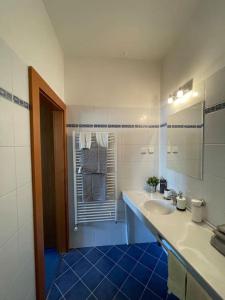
[167,79,196,105]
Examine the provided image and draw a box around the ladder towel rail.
[72,131,117,229]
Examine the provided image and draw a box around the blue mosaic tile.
[146,242,163,258]
[106,247,124,262]
[64,249,82,265]
[155,260,168,280]
[47,243,175,300]
[82,266,104,290]
[55,269,79,294]
[118,254,136,272]
[114,291,129,300]
[77,247,92,255]
[107,265,128,288]
[72,257,92,277]
[95,256,114,274]
[131,262,153,285]
[116,244,130,252]
[47,283,62,300]
[141,289,161,300]
[93,278,118,300]
[139,253,158,270]
[121,276,144,300]
[126,245,143,259]
[96,245,112,253]
[160,250,168,263]
[147,273,168,299]
[85,248,103,264]
[64,280,91,300]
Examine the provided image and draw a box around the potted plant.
[147,176,159,193]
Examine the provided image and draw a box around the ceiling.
[44,0,201,60]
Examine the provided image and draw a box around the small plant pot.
[149,185,157,193]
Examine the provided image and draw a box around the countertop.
[122,190,225,300]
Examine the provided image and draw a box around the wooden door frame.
[29,67,69,300]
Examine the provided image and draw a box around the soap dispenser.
[176,191,186,211]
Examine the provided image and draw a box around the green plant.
[147,176,159,188]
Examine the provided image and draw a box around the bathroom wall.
[67,106,159,247]
[160,0,225,226]
[0,39,35,300]
[65,57,160,247]
[65,57,159,107]
[0,0,64,98]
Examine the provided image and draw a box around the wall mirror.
[167,102,204,179]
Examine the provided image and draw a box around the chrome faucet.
[169,189,177,205]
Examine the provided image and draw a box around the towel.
[217,224,225,234]
[80,145,107,174]
[79,132,92,149]
[167,251,186,300]
[96,132,108,148]
[210,235,225,256]
[186,272,211,300]
[82,174,106,202]
[213,229,225,242]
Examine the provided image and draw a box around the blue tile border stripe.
[0,86,30,110]
[67,123,204,129]
[67,123,160,128]
[205,101,225,114]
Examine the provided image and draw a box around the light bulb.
[177,89,184,98]
[168,96,174,104]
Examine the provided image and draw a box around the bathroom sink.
[144,199,175,215]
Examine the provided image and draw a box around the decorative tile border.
[0,86,30,110]
[167,124,204,128]
[205,102,225,114]
[66,123,160,128]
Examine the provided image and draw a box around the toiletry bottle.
[160,177,167,194]
[176,191,186,211]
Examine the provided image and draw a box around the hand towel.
[210,235,225,256]
[213,229,225,242]
[167,251,186,300]
[82,174,106,202]
[96,132,108,148]
[79,132,92,149]
[80,145,107,174]
[186,272,211,300]
[217,224,225,234]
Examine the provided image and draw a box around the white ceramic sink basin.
[144,199,175,215]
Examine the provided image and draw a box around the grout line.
[48,243,167,300]
[139,249,164,300]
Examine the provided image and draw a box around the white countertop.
[122,190,225,300]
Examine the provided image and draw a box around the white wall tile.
[18,221,34,267]
[15,146,32,187]
[204,144,225,179]
[0,40,13,92]
[205,110,225,144]
[12,53,29,103]
[0,147,16,197]
[203,173,225,225]
[5,258,35,300]
[13,105,30,146]
[0,234,20,299]
[0,99,14,146]
[17,183,33,228]
[205,66,225,107]
[0,191,17,248]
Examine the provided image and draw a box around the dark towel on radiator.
[80,145,107,174]
[82,174,106,202]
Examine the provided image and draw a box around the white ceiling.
[44,0,200,60]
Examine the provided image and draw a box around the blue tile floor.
[45,248,61,293]
[46,242,179,300]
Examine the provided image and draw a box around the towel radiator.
[72,131,117,229]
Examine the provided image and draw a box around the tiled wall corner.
[0,39,35,300]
